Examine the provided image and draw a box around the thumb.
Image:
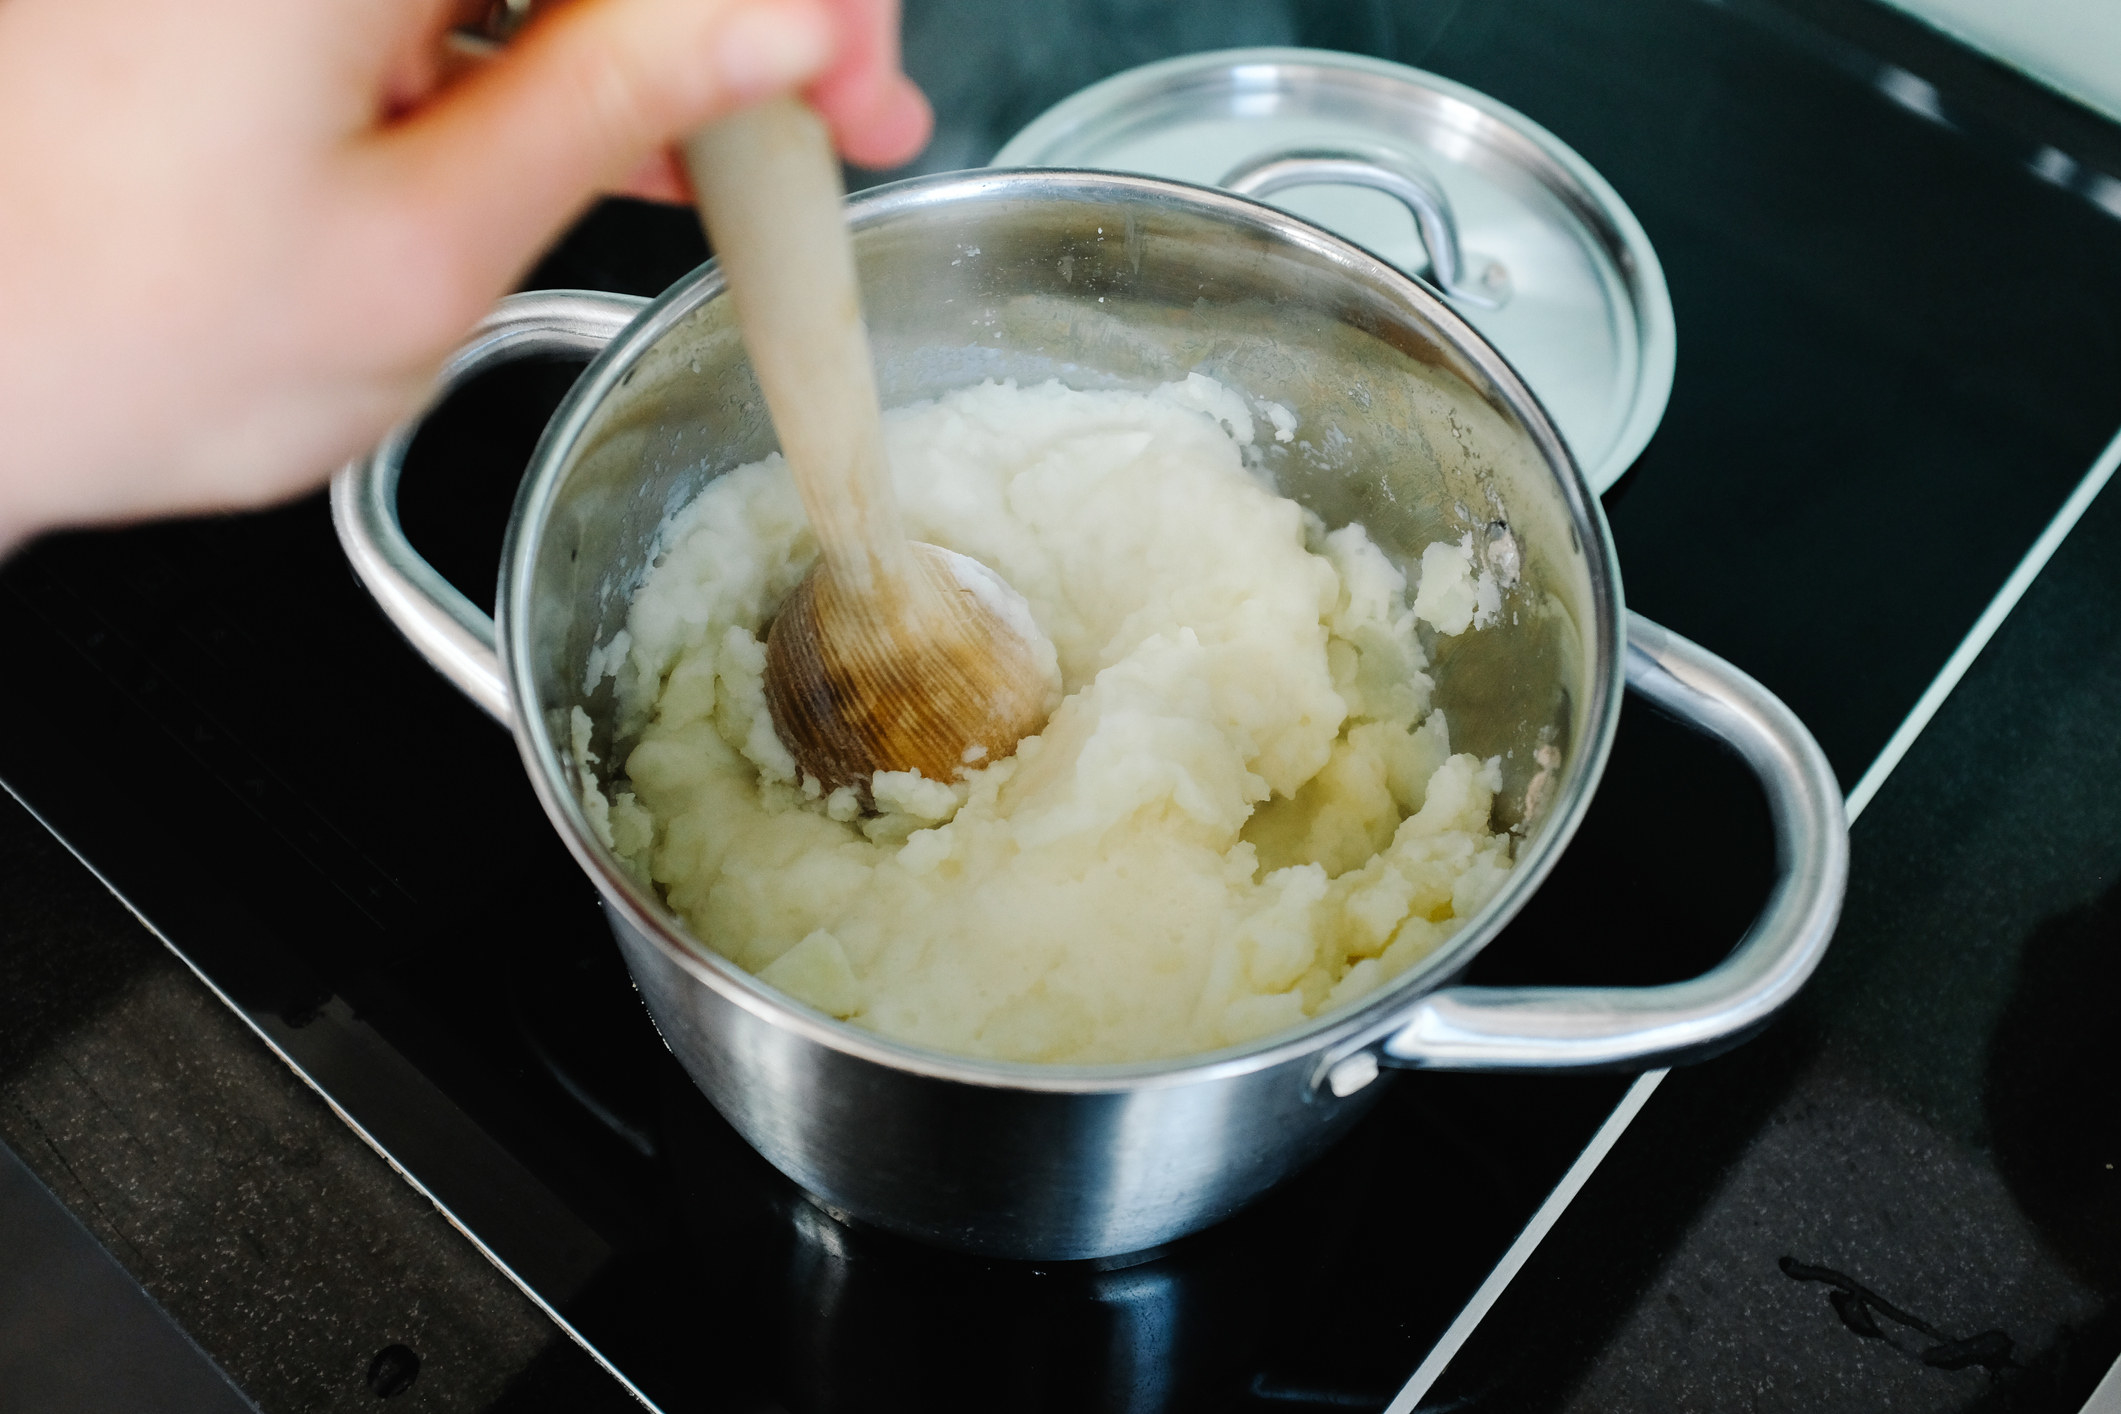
[373,0,836,296]
[808,0,931,169]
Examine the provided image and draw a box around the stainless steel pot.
[334,169,1847,1261]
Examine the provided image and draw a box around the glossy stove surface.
[4,0,2121,1409]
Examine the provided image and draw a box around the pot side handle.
[330,290,646,726]
[1372,611,1849,1076]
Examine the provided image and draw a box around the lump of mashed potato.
[580,376,1515,1064]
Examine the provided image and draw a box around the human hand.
[0,0,930,551]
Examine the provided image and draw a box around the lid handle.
[1219,144,1511,309]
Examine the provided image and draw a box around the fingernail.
[716,0,834,99]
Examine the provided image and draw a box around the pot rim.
[494,167,1627,1095]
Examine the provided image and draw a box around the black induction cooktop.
[5,0,2121,1409]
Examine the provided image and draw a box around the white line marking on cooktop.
[1386,420,2121,1414]
[1845,425,2121,821]
[0,779,667,1414]
[1384,1069,1665,1414]
[2081,1347,2121,1414]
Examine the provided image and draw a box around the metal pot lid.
[992,48,1676,493]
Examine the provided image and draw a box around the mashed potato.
[579,376,1513,1064]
